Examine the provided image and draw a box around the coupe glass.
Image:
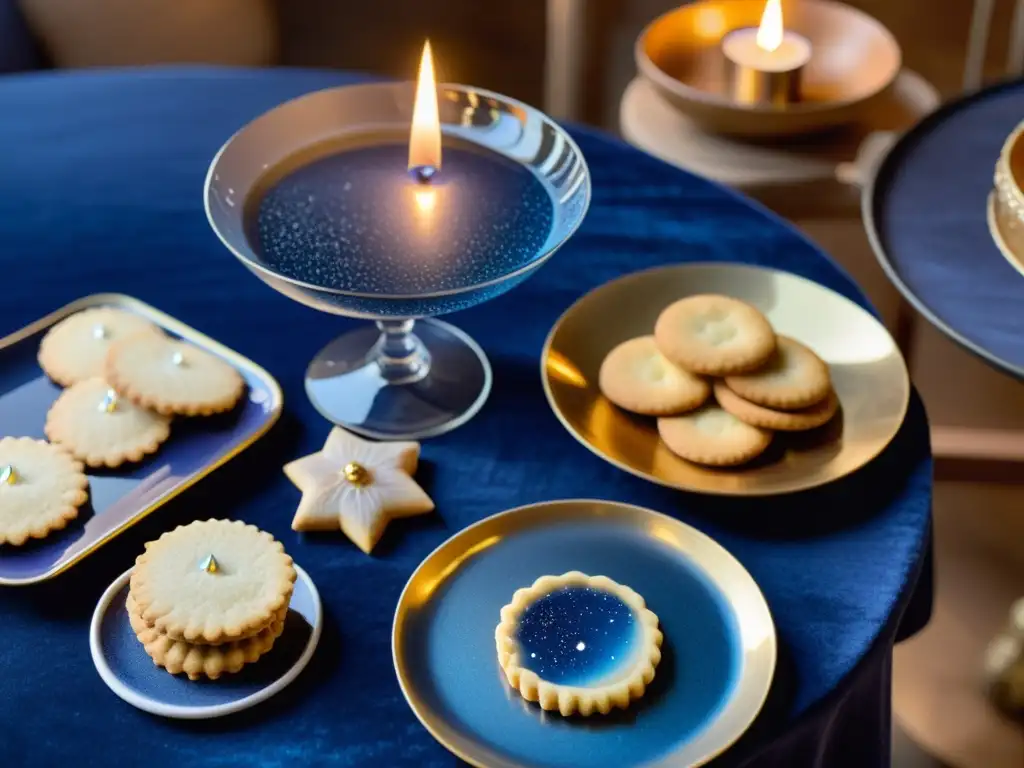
[205,82,590,440]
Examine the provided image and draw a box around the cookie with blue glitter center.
[496,572,662,716]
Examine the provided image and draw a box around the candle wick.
[410,165,437,185]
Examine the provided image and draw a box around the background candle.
[722,0,811,106]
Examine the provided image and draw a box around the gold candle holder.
[722,28,810,106]
[635,0,901,137]
[720,0,810,107]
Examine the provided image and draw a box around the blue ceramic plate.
[0,294,282,585]
[90,564,322,719]
[392,499,776,768]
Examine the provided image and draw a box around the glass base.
[305,318,492,440]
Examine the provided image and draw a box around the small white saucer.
[90,564,322,719]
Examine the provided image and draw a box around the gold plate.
[392,499,776,768]
[541,263,909,496]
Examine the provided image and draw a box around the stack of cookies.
[599,294,837,467]
[127,519,296,680]
[38,307,246,468]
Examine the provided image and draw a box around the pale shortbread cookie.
[598,336,710,416]
[496,572,663,717]
[127,594,285,680]
[44,378,171,468]
[284,427,433,554]
[106,335,245,417]
[654,295,776,376]
[0,437,89,546]
[38,308,164,387]
[724,336,831,410]
[658,404,772,466]
[714,381,839,432]
[129,596,289,645]
[130,519,296,644]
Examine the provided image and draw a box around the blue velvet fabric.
[0,67,932,767]
[871,79,1024,379]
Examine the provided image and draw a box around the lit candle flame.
[409,40,442,178]
[756,0,784,53]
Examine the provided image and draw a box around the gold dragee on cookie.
[0,437,89,546]
[130,519,296,644]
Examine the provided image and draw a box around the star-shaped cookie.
[283,427,434,554]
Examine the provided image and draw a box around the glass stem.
[373,319,430,384]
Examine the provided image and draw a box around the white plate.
[90,564,321,719]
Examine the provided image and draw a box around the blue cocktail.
[205,53,590,439]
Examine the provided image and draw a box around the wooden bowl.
[636,0,901,137]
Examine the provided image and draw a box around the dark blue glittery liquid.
[254,142,555,301]
[515,586,638,687]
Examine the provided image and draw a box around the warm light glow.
[756,0,784,53]
[545,352,588,389]
[694,6,726,39]
[413,188,437,214]
[415,536,502,602]
[409,40,442,174]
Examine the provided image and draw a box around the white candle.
[722,27,811,74]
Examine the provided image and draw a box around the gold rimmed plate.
[541,263,909,496]
[392,499,776,768]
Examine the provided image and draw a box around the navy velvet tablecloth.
[870,79,1024,379]
[0,68,932,767]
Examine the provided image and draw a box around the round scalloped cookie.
[129,519,296,644]
[38,308,164,386]
[598,335,710,416]
[0,437,89,546]
[495,571,663,716]
[654,294,776,376]
[724,336,831,410]
[657,404,773,466]
[127,593,285,680]
[106,335,245,417]
[714,381,838,432]
[44,378,170,468]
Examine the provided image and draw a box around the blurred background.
[3,1,1023,765]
